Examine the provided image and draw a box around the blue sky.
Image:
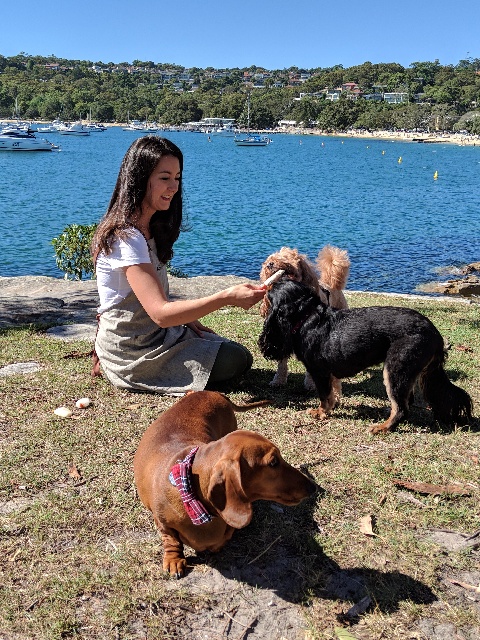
[4,0,479,70]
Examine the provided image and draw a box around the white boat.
[123,119,158,133]
[37,124,59,133]
[84,122,106,132]
[0,127,59,151]
[210,123,238,137]
[58,121,90,136]
[123,111,158,132]
[234,134,271,146]
[234,94,271,147]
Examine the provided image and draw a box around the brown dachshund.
[134,390,317,577]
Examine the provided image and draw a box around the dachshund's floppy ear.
[258,290,294,361]
[207,459,253,529]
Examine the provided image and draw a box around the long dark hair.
[92,136,186,264]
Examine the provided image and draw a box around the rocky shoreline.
[0,267,478,335]
[416,261,480,297]
[0,274,253,332]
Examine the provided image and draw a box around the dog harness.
[169,447,213,525]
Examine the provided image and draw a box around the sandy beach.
[276,126,480,146]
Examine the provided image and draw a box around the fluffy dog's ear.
[258,290,294,360]
[207,459,252,529]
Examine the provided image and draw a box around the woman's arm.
[125,263,266,328]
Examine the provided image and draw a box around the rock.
[0,274,255,330]
[462,261,480,274]
[46,324,97,341]
[438,276,480,297]
[0,362,42,377]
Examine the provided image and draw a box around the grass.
[0,291,479,639]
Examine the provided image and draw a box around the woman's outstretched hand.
[225,283,267,310]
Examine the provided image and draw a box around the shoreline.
[273,127,480,147]
[5,119,479,147]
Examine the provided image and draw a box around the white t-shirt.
[96,229,153,313]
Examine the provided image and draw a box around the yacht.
[0,126,59,151]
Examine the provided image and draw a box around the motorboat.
[37,125,58,133]
[234,134,271,146]
[84,122,106,132]
[210,123,237,137]
[123,118,158,132]
[37,119,67,132]
[0,126,59,151]
[58,121,90,136]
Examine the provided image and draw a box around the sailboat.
[234,94,271,147]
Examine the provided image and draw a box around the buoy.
[433,170,438,180]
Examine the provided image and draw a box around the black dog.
[258,279,473,434]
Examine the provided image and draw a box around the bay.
[0,127,479,294]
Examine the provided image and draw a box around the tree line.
[1,54,480,133]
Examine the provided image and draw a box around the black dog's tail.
[420,352,473,424]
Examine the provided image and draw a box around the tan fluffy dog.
[260,245,350,391]
[134,391,316,577]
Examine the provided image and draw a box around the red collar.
[291,308,317,334]
[169,447,213,525]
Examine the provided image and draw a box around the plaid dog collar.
[169,446,213,525]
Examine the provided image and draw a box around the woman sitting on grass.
[91,136,265,394]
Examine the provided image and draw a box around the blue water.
[0,128,479,294]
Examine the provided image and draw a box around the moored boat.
[84,122,107,132]
[234,134,271,146]
[58,121,90,136]
[123,119,158,132]
[234,93,271,147]
[0,127,59,151]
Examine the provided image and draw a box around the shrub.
[51,223,97,280]
[51,223,188,280]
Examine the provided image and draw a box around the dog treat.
[263,269,285,286]
[54,406,72,418]
[75,397,91,409]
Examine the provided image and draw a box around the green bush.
[51,223,97,280]
[51,223,188,281]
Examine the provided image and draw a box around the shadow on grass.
[242,367,479,434]
[188,487,436,616]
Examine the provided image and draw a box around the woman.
[92,136,265,394]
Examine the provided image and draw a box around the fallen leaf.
[392,479,471,496]
[334,628,358,639]
[455,344,473,353]
[68,463,82,480]
[447,578,480,593]
[359,514,377,537]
